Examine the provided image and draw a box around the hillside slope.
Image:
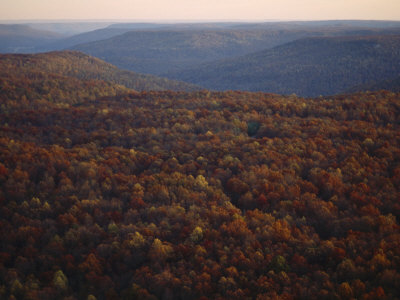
[70,27,383,75]
[70,22,400,76]
[168,35,400,97]
[0,24,62,53]
[0,51,200,92]
[347,75,400,93]
[27,22,114,35]
[41,28,134,51]
[70,29,293,74]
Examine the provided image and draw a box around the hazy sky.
[1,0,400,21]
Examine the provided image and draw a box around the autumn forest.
[0,49,399,299]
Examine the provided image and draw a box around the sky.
[1,0,400,21]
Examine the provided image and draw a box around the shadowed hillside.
[70,24,400,75]
[347,75,400,93]
[168,35,400,96]
[40,28,134,51]
[0,24,62,53]
[71,29,296,74]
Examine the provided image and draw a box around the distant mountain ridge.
[40,28,135,52]
[70,29,298,75]
[27,22,115,35]
[69,24,400,76]
[0,24,63,53]
[166,35,400,97]
[2,21,400,96]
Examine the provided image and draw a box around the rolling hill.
[40,27,135,51]
[70,23,400,76]
[70,29,296,75]
[0,51,200,93]
[0,27,399,298]
[0,24,62,53]
[167,35,400,97]
[71,21,400,76]
[27,22,114,35]
[347,75,400,93]
[0,20,400,300]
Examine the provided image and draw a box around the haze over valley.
[2,20,400,96]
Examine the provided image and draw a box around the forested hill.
[1,25,400,299]
[70,27,371,75]
[70,29,294,75]
[1,53,400,298]
[167,35,400,97]
[0,51,200,93]
[347,75,400,93]
[40,28,134,51]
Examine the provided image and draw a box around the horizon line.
[1,18,400,23]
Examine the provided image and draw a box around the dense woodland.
[168,35,400,97]
[70,28,316,75]
[0,52,199,93]
[69,22,400,78]
[2,21,400,97]
[348,75,400,94]
[0,53,400,299]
